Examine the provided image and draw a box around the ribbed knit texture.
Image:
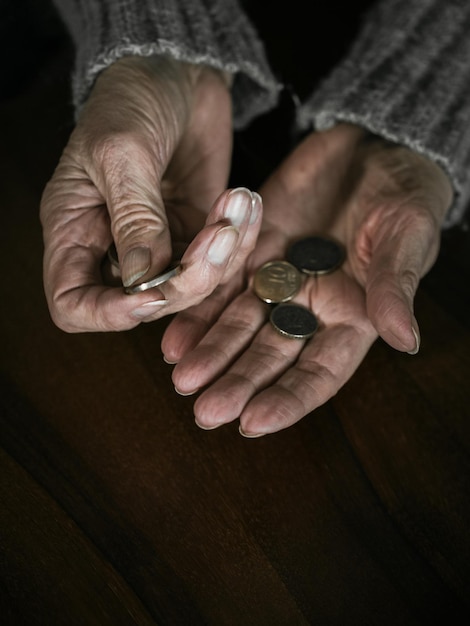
[53,0,470,227]
[52,0,281,129]
[297,0,470,227]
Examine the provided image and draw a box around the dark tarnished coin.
[270,303,318,339]
[253,260,302,304]
[287,236,345,275]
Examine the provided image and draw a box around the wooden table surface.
[1,45,469,626]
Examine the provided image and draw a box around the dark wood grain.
[1,30,469,626]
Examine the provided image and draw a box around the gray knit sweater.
[53,0,470,227]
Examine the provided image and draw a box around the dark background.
[1,2,469,624]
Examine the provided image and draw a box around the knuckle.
[89,130,143,166]
[112,206,166,243]
[48,298,78,333]
[399,267,420,294]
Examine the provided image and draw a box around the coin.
[124,261,182,294]
[286,236,345,275]
[270,303,318,339]
[253,260,302,304]
[105,243,181,294]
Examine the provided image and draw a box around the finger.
[203,188,262,273]
[41,170,173,331]
[130,189,256,320]
[238,321,377,437]
[80,56,200,289]
[169,290,267,385]
[193,320,376,434]
[49,182,255,334]
[364,206,440,353]
[222,191,263,279]
[184,268,378,434]
[93,135,173,289]
[43,244,171,333]
[366,266,421,354]
[131,223,239,322]
[192,320,307,429]
[160,278,244,363]
[160,191,262,362]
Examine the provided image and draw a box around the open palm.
[163,124,452,435]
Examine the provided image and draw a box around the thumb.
[365,208,440,354]
[366,261,421,354]
[101,141,172,290]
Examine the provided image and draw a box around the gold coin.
[253,260,302,304]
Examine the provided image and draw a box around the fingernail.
[239,425,265,438]
[250,192,263,224]
[407,325,421,355]
[132,299,167,318]
[175,386,198,397]
[207,226,238,265]
[122,246,151,287]
[163,355,178,365]
[195,418,221,431]
[224,187,253,227]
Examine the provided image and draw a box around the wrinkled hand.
[40,56,261,332]
[163,123,453,436]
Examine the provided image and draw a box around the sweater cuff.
[297,0,470,228]
[53,0,281,129]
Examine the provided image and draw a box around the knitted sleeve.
[297,0,470,227]
[52,0,281,129]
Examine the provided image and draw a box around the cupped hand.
[163,123,453,435]
[40,56,262,332]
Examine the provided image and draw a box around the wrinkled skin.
[40,56,261,332]
[164,124,453,436]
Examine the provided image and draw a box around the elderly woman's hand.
[163,123,452,436]
[40,56,261,332]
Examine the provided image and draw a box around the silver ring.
[124,262,182,294]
